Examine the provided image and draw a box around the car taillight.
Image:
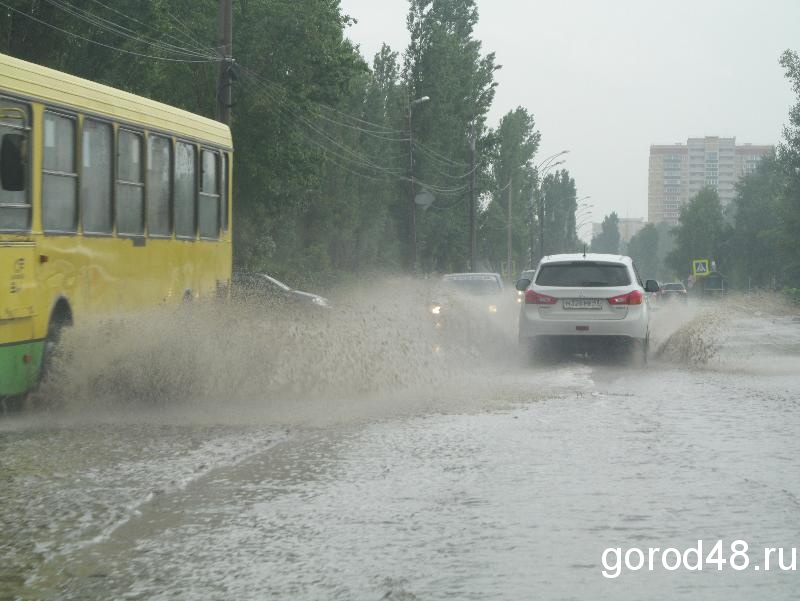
[608,290,644,305]
[525,289,557,305]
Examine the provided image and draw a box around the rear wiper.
[581,281,609,287]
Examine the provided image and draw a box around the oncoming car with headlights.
[430,273,505,326]
[515,254,660,363]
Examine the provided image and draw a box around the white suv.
[515,253,660,362]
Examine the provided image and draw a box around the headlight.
[431,304,441,315]
[488,304,498,314]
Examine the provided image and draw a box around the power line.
[44,0,216,59]
[308,106,411,141]
[414,140,470,168]
[242,71,469,194]
[9,1,473,194]
[86,0,215,57]
[239,68,407,178]
[0,1,220,63]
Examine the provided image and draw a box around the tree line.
[589,50,800,294]
[1,0,585,285]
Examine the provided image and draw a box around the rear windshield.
[535,262,631,287]
[663,283,685,291]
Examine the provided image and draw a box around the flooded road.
[1,296,799,600]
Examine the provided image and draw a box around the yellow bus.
[0,53,233,400]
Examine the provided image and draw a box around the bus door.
[1,99,36,323]
[1,99,38,392]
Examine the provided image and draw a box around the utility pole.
[530,150,569,266]
[408,104,417,271]
[507,176,513,280]
[468,124,477,272]
[5,10,11,53]
[529,187,536,269]
[216,0,233,126]
[407,96,429,272]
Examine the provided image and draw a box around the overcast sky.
[338,0,798,236]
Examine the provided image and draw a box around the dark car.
[660,282,688,303]
[232,271,331,310]
[429,273,512,350]
[430,273,506,318]
[515,269,536,304]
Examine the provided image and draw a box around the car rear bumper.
[519,311,648,340]
[522,335,640,353]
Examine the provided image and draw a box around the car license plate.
[563,298,602,310]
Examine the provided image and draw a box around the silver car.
[515,253,659,362]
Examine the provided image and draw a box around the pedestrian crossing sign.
[692,259,710,277]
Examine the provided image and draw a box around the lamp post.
[507,174,513,279]
[576,217,594,244]
[408,95,430,271]
[531,151,568,265]
[497,176,516,281]
[466,83,498,272]
[469,123,477,271]
[574,197,593,244]
[573,196,592,246]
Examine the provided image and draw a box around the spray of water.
[653,292,799,369]
[30,278,521,424]
[27,281,799,421]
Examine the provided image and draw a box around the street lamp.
[536,153,569,177]
[499,160,527,281]
[408,95,430,271]
[467,83,498,272]
[574,196,593,244]
[576,217,594,241]
[532,151,569,264]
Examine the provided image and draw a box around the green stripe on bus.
[0,340,44,396]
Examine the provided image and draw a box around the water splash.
[31,278,519,423]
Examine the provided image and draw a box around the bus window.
[81,119,113,235]
[147,135,171,237]
[42,111,78,233]
[174,141,196,239]
[0,99,29,231]
[199,149,219,239]
[117,130,144,236]
[221,153,228,232]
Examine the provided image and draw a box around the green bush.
[783,288,800,305]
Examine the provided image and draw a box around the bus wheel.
[41,305,72,381]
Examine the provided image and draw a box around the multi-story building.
[590,216,646,248]
[648,137,773,225]
[618,217,646,244]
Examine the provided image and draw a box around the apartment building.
[648,137,773,225]
[590,216,646,247]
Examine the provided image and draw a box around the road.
[1,291,799,600]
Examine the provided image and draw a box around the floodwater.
[1,284,799,600]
